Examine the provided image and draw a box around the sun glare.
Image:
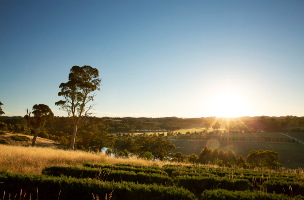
[210,89,248,118]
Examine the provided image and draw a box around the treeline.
[223,116,304,133]
[172,146,282,169]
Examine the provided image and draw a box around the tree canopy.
[55,65,101,150]
[24,104,54,146]
[246,150,282,169]
[0,101,4,115]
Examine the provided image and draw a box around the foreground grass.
[0,144,170,174]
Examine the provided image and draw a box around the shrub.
[42,166,173,186]
[10,135,30,141]
[201,189,304,200]
[0,171,197,200]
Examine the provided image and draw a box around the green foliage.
[188,154,198,164]
[24,104,54,146]
[0,122,8,131]
[84,163,166,175]
[176,176,252,193]
[55,65,101,150]
[10,135,30,141]
[201,189,304,200]
[143,151,153,160]
[0,138,10,145]
[123,149,129,158]
[105,148,112,156]
[0,171,197,200]
[42,166,173,186]
[247,150,282,169]
[88,130,115,152]
[262,179,304,196]
[198,145,236,166]
[131,135,175,160]
[24,104,54,130]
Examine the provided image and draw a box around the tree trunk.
[70,125,78,150]
[32,129,39,147]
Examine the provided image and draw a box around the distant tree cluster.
[131,135,175,161]
[171,146,282,169]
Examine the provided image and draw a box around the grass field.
[171,139,304,169]
[287,132,304,141]
[0,144,171,174]
[220,132,289,138]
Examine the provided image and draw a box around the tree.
[246,150,282,169]
[212,122,221,131]
[143,151,153,160]
[0,101,4,115]
[55,65,101,150]
[173,152,184,162]
[123,149,129,158]
[88,130,115,152]
[105,148,112,156]
[236,155,247,168]
[24,104,54,147]
[188,154,199,164]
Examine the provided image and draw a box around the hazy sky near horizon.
[1,0,304,118]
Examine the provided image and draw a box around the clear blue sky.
[1,0,304,118]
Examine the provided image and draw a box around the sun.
[210,89,248,118]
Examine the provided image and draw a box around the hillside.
[0,131,62,149]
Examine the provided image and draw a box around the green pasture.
[287,132,304,141]
[171,139,304,169]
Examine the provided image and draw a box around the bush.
[0,171,197,200]
[84,163,166,175]
[175,176,252,193]
[262,180,304,196]
[0,131,6,135]
[201,189,304,200]
[42,166,173,186]
[10,135,30,141]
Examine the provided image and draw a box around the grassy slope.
[0,144,171,174]
[0,131,62,148]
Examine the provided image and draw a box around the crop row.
[201,189,304,200]
[42,166,173,186]
[82,164,304,196]
[0,171,196,200]
[43,166,252,193]
[84,163,167,175]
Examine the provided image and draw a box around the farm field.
[171,139,304,169]
[287,132,304,142]
[220,132,289,138]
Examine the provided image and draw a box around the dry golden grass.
[0,144,172,174]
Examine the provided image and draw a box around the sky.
[0,0,304,118]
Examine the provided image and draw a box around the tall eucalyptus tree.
[55,65,101,150]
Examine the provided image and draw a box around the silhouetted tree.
[55,65,101,150]
[24,104,54,146]
[0,101,4,115]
